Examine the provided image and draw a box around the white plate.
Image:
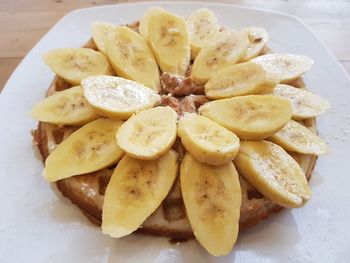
[1,2,350,262]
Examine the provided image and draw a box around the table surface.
[1,0,349,91]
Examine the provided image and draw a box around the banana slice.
[269,120,328,155]
[116,106,177,160]
[178,113,239,165]
[199,95,292,140]
[234,140,311,208]
[104,26,160,91]
[145,9,190,76]
[81,75,160,120]
[187,8,220,59]
[272,84,330,120]
[205,61,277,99]
[252,53,313,83]
[139,7,165,39]
[241,26,269,61]
[44,118,124,182]
[180,153,241,256]
[91,21,117,54]
[102,150,178,238]
[43,48,112,85]
[31,86,99,126]
[191,30,249,84]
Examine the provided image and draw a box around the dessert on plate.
[31,8,329,256]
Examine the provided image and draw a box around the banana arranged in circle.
[271,84,330,120]
[116,106,177,160]
[252,53,314,83]
[44,118,124,182]
[142,9,190,76]
[180,153,241,256]
[104,26,160,91]
[199,95,292,140]
[234,140,311,208]
[91,21,117,55]
[178,113,240,165]
[81,75,160,120]
[191,30,249,84]
[205,61,277,99]
[31,86,99,126]
[187,8,220,59]
[241,26,269,61]
[36,8,330,256]
[102,150,178,238]
[269,120,329,155]
[43,48,112,85]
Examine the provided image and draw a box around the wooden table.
[1,0,349,91]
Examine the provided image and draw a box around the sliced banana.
[116,106,177,160]
[43,48,112,85]
[44,118,124,182]
[91,21,117,54]
[191,30,249,84]
[180,153,241,256]
[104,26,160,91]
[269,120,328,155]
[234,140,311,208]
[205,61,277,99]
[102,150,178,238]
[145,9,190,76]
[139,7,165,39]
[252,53,313,83]
[187,8,220,59]
[272,84,330,120]
[288,152,315,176]
[241,26,269,61]
[199,95,292,140]
[81,75,160,120]
[31,86,99,126]
[178,113,239,165]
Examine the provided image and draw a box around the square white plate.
[1,2,350,262]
